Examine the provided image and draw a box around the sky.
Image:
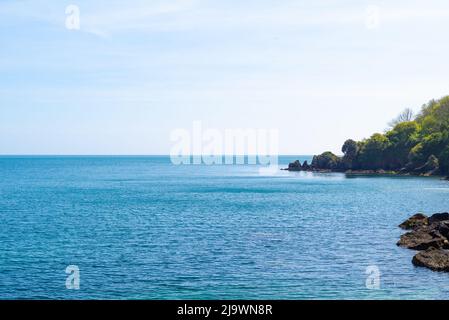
[1,0,449,155]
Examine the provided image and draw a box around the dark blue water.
[1,156,449,299]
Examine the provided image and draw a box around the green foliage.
[409,143,424,166]
[417,96,449,135]
[414,133,446,165]
[356,133,390,170]
[341,139,358,169]
[342,139,358,159]
[316,96,449,175]
[312,151,341,170]
[439,146,449,174]
[385,121,420,169]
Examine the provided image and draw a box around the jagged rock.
[397,230,445,250]
[428,212,449,224]
[302,160,310,170]
[287,160,302,171]
[415,155,440,176]
[399,166,411,174]
[412,247,449,272]
[426,155,439,169]
[399,213,428,230]
[436,221,449,238]
[399,213,449,271]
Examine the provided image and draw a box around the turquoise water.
[1,156,449,299]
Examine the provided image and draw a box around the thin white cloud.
[2,0,449,36]
[75,0,449,36]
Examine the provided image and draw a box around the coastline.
[286,97,449,181]
[282,166,449,179]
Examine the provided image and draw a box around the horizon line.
[0,154,320,157]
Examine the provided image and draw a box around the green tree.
[439,146,449,174]
[311,95,449,176]
[341,139,358,169]
[409,132,448,167]
[357,133,390,170]
[311,151,341,170]
[384,121,420,169]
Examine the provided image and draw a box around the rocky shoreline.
[398,213,449,271]
[283,159,449,179]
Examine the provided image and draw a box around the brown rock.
[397,230,445,250]
[398,213,428,230]
[412,248,449,271]
[437,221,449,239]
[428,212,449,225]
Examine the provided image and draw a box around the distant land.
[286,96,449,179]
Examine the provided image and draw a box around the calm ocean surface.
[1,156,449,299]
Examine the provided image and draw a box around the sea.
[1,155,449,299]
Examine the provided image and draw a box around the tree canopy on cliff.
[313,96,449,175]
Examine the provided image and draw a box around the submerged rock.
[399,213,428,230]
[412,247,449,272]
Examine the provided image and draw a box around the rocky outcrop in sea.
[398,212,449,271]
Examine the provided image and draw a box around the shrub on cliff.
[311,151,342,170]
[385,121,420,169]
[330,96,449,175]
[356,133,390,170]
[342,139,358,169]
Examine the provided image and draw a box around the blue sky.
[1,0,449,155]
